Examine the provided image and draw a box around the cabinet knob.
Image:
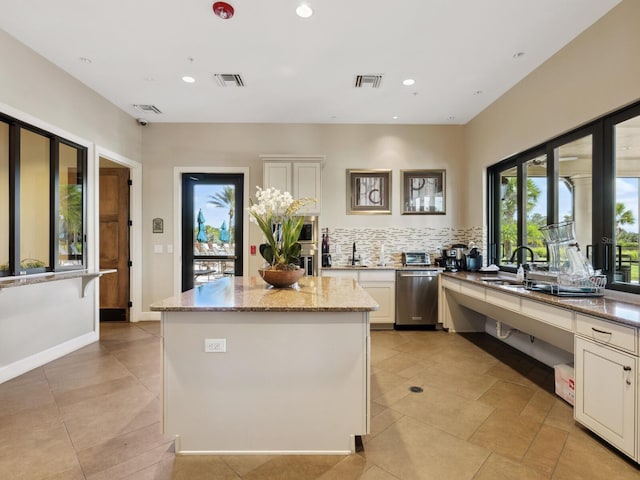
[623,366,632,371]
[627,379,632,386]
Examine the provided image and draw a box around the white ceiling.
[0,0,621,125]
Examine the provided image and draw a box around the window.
[488,101,640,293]
[0,114,87,277]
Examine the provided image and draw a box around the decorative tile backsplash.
[323,226,485,266]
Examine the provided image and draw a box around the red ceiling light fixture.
[212,2,234,19]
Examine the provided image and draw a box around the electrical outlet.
[204,338,226,353]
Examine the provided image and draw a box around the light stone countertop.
[445,271,640,328]
[150,275,379,312]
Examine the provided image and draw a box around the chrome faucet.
[351,242,357,266]
[509,246,534,265]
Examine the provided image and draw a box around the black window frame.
[487,99,640,294]
[0,112,87,277]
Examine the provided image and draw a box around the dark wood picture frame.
[347,169,392,214]
[401,169,446,214]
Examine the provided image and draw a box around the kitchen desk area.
[439,271,640,462]
[150,275,377,455]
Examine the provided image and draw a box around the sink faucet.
[352,242,357,266]
[509,246,534,265]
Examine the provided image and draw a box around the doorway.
[99,160,131,321]
[181,173,244,292]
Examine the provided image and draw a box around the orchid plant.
[248,187,316,270]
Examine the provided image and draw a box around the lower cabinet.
[359,271,395,329]
[574,336,637,459]
[322,269,395,328]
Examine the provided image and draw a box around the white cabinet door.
[262,157,322,214]
[293,162,321,214]
[263,161,291,193]
[574,336,636,459]
[360,282,395,327]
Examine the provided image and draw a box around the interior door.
[99,167,130,321]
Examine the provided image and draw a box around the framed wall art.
[401,169,446,214]
[347,169,391,214]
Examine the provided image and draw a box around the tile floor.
[1,322,639,479]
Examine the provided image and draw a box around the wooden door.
[99,167,130,321]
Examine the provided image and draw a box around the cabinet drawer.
[441,277,460,292]
[459,282,485,300]
[485,289,520,311]
[521,299,574,332]
[359,270,395,282]
[576,314,637,354]
[321,270,358,280]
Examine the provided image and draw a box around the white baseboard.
[140,311,162,322]
[0,331,99,384]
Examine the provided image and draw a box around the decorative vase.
[258,267,304,288]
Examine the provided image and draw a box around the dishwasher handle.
[398,272,439,277]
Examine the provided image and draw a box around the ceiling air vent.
[132,104,162,114]
[354,74,383,88]
[214,74,245,87]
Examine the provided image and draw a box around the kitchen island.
[150,275,378,455]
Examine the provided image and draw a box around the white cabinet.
[322,269,395,328]
[262,156,323,215]
[359,270,395,329]
[574,336,637,459]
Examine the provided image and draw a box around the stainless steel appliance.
[442,244,466,272]
[396,251,439,328]
[395,270,439,327]
[299,255,315,276]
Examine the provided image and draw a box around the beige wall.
[142,123,465,307]
[0,29,141,161]
[465,0,640,227]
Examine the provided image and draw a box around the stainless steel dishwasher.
[395,270,439,327]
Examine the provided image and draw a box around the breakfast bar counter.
[150,276,378,455]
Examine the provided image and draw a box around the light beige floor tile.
[469,409,542,461]
[86,442,175,480]
[363,416,490,479]
[52,375,140,407]
[370,370,408,399]
[44,354,131,393]
[374,353,426,376]
[0,403,79,480]
[369,407,404,438]
[552,432,640,480]
[0,377,55,418]
[138,373,162,397]
[484,362,539,388]
[520,389,556,423]
[390,384,494,440]
[372,380,415,407]
[76,422,172,477]
[521,424,567,477]
[370,401,387,417]
[220,455,273,476]
[42,464,86,480]
[1,366,46,387]
[542,399,580,434]
[370,332,411,350]
[473,453,548,480]
[242,455,345,480]
[360,465,402,479]
[477,379,536,413]
[61,382,160,450]
[414,364,498,400]
[371,346,402,366]
[136,321,161,336]
[316,454,368,479]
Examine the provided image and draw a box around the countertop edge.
[443,271,640,328]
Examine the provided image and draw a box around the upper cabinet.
[261,155,323,215]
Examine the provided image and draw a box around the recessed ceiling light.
[448,116,456,121]
[182,76,196,84]
[392,116,399,120]
[473,90,483,95]
[79,57,92,64]
[513,52,525,59]
[402,78,415,86]
[296,4,313,18]
[144,76,155,81]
